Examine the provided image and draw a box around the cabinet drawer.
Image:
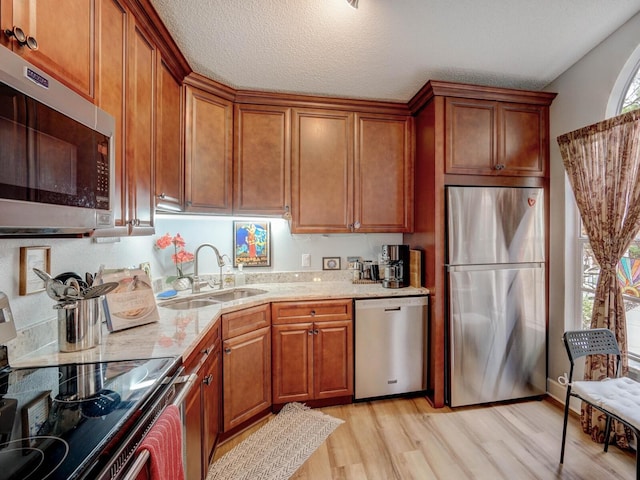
[272,300,352,325]
[183,320,221,372]
[222,304,271,339]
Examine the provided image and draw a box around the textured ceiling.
[150,0,640,102]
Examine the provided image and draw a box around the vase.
[172,277,192,291]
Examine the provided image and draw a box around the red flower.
[155,232,173,249]
[172,248,195,266]
[172,233,186,248]
[155,233,194,279]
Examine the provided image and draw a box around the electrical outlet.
[301,253,311,267]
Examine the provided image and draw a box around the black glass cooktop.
[0,357,179,480]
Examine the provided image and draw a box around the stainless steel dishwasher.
[354,296,428,400]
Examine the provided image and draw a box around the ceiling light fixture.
[346,0,358,9]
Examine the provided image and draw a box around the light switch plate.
[301,253,311,267]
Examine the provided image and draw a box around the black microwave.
[0,47,115,236]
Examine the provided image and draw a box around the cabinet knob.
[353,221,361,230]
[308,329,314,336]
[201,347,211,355]
[186,200,192,206]
[494,164,506,170]
[224,347,232,355]
[313,329,319,335]
[310,310,316,317]
[203,374,213,385]
[158,192,166,199]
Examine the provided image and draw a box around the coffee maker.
[381,244,410,288]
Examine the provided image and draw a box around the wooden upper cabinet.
[234,104,291,215]
[499,102,547,176]
[95,1,156,236]
[155,56,183,212]
[445,97,547,177]
[291,108,354,233]
[1,0,94,98]
[355,114,413,232]
[184,84,233,214]
[125,20,156,235]
[95,0,128,236]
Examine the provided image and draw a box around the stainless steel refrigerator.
[446,186,546,407]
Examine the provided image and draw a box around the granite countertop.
[12,281,429,368]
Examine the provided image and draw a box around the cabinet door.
[498,103,546,176]
[202,344,221,470]
[4,0,94,98]
[184,85,233,214]
[314,319,353,399]
[291,109,354,233]
[125,20,155,235]
[222,326,271,431]
[445,97,496,175]
[272,323,313,404]
[155,56,183,212]
[355,114,413,232]
[234,104,290,215]
[95,0,128,235]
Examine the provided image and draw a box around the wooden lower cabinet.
[183,323,221,480]
[272,300,353,404]
[222,304,272,432]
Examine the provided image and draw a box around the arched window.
[621,65,640,113]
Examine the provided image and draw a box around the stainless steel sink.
[205,287,267,303]
[159,288,267,310]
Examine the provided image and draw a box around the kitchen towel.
[136,404,184,480]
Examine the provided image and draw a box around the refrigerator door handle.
[446,262,544,273]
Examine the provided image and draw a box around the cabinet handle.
[4,27,38,51]
[494,164,506,170]
[353,221,361,230]
[201,347,211,355]
[308,329,314,335]
[203,374,213,385]
[224,347,231,355]
[313,329,319,335]
[158,192,166,199]
[310,310,316,317]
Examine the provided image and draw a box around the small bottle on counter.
[235,263,246,286]
[223,266,235,288]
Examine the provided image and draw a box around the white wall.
[0,216,400,333]
[546,11,640,401]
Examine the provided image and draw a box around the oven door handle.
[121,373,198,480]
[172,373,198,407]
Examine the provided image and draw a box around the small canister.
[56,298,101,352]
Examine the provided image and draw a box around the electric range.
[0,355,181,480]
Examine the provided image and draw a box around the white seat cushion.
[572,377,640,430]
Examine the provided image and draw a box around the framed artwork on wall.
[322,257,341,270]
[19,246,51,295]
[233,221,271,267]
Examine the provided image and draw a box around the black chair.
[561,328,640,480]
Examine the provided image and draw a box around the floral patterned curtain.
[557,109,640,449]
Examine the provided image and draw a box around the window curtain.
[557,109,640,449]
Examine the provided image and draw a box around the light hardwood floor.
[214,397,635,479]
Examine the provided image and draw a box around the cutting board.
[410,249,422,288]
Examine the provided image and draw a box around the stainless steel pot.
[55,298,101,352]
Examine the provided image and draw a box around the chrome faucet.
[192,243,226,293]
